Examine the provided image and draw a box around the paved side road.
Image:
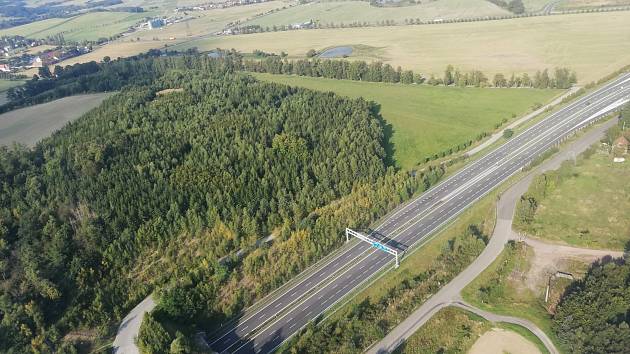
[112,295,156,354]
[366,117,619,354]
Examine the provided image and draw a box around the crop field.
[252,73,560,169]
[0,93,111,147]
[245,0,509,27]
[177,11,630,83]
[0,12,150,41]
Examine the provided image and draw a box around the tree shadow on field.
[370,102,396,169]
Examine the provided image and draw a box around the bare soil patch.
[468,328,541,354]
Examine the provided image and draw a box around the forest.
[552,258,630,353]
[0,54,447,353]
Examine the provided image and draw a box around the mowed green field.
[252,73,561,169]
[177,11,630,83]
[527,149,630,250]
[246,0,509,27]
[0,12,149,41]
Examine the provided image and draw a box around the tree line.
[242,57,577,89]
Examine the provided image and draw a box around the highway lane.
[210,73,630,353]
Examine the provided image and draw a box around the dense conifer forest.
[0,54,444,352]
[553,258,630,353]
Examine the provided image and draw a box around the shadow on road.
[368,229,409,253]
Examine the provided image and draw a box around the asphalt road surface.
[209,74,630,354]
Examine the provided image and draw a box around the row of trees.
[243,56,578,89]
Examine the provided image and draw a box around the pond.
[318,46,353,58]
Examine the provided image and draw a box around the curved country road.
[366,117,620,354]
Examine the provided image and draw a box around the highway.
[209,73,630,354]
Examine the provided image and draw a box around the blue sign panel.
[372,242,386,251]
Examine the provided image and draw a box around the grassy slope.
[176,11,630,83]
[525,148,630,250]
[246,0,508,27]
[0,12,149,41]
[252,73,560,169]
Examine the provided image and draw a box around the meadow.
[0,12,150,41]
[177,11,630,83]
[252,73,561,169]
[245,0,508,27]
[523,148,630,250]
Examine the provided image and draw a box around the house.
[0,64,10,72]
[28,56,43,68]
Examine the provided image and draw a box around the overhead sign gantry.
[345,228,400,268]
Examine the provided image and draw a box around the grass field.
[176,11,630,83]
[0,12,150,41]
[0,93,111,147]
[245,0,508,27]
[523,146,630,250]
[252,73,560,169]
